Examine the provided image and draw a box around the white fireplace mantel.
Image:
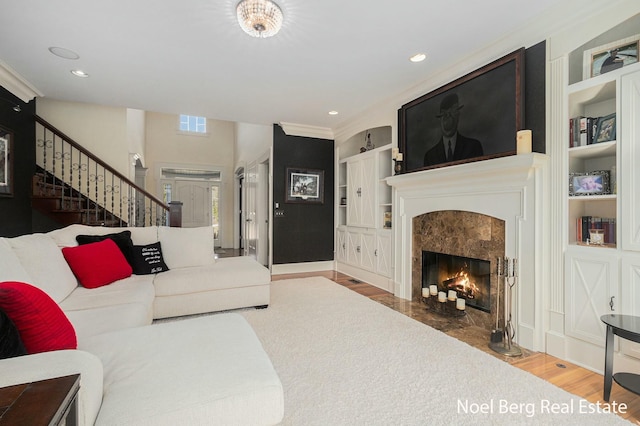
[386,153,550,351]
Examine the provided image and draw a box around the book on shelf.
[569,114,616,147]
[576,216,616,244]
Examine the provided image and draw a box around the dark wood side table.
[601,314,640,401]
[0,374,80,425]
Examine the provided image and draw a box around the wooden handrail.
[34,115,168,210]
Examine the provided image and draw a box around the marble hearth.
[386,153,549,351]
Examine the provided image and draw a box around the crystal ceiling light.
[236,0,283,38]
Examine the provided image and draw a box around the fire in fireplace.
[422,251,491,312]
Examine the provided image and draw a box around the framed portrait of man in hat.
[398,48,524,173]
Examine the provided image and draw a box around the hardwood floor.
[272,270,640,424]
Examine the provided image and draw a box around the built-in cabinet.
[336,144,393,291]
[564,61,640,371]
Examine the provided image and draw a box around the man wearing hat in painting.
[423,93,483,167]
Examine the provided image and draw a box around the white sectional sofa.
[0,224,284,425]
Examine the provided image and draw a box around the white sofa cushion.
[7,234,78,302]
[48,224,159,248]
[61,276,156,342]
[126,226,159,245]
[65,304,153,345]
[0,238,32,283]
[0,349,104,426]
[60,275,155,311]
[158,226,215,269]
[153,256,270,296]
[82,314,284,426]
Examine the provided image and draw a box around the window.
[179,115,206,134]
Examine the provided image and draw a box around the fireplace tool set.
[489,257,522,357]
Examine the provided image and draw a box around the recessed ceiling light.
[410,53,426,63]
[71,69,89,78]
[328,111,339,115]
[48,46,80,60]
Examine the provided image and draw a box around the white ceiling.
[0,0,600,130]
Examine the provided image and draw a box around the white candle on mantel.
[429,285,438,296]
[422,288,430,298]
[438,291,446,303]
[517,130,532,154]
[456,298,466,310]
[448,290,457,301]
[392,147,399,159]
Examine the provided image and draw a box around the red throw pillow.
[0,281,77,354]
[62,239,133,289]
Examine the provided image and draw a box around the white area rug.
[239,277,631,425]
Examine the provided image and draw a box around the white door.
[257,161,269,267]
[245,163,258,259]
[174,180,211,228]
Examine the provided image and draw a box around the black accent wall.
[525,41,546,154]
[272,124,334,264]
[0,87,35,237]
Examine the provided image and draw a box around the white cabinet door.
[360,231,376,272]
[620,254,640,359]
[359,155,376,228]
[346,229,361,266]
[346,154,376,228]
[375,231,393,278]
[346,160,362,226]
[565,249,619,347]
[336,227,347,263]
[621,70,640,252]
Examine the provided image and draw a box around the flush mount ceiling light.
[328,111,339,115]
[71,69,89,78]
[410,53,426,63]
[236,0,283,38]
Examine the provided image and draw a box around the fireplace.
[386,154,549,351]
[422,251,491,312]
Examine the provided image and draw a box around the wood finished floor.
[272,270,640,425]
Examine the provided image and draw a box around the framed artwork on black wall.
[285,167,324,204]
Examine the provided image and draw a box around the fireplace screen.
[422,251,491,312]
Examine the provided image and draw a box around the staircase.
[32,116,179,228]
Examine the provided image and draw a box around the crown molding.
[0,60,42,102]
[279,122,334,140]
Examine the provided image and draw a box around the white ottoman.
[81,314,284,425]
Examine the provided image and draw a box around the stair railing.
[34,115,174,227]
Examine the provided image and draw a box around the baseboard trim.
[336,262,393,293]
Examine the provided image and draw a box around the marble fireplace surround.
[386,153,549,351]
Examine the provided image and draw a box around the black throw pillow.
[76,231,135,266]
[0,309,27,359]
[130,242,170,275]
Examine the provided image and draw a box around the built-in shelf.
[568,194,616,201]
[568,141,616,159]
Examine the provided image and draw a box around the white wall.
[144,111,235,247]
[234,122,272,170]
[36,98,130,177]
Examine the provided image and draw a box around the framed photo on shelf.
[569,171,611,196]
[583,34,640,79]
[399,48,524,173]
[285,167,324,204]
[594,113,616,143]
[0,125,13,197]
